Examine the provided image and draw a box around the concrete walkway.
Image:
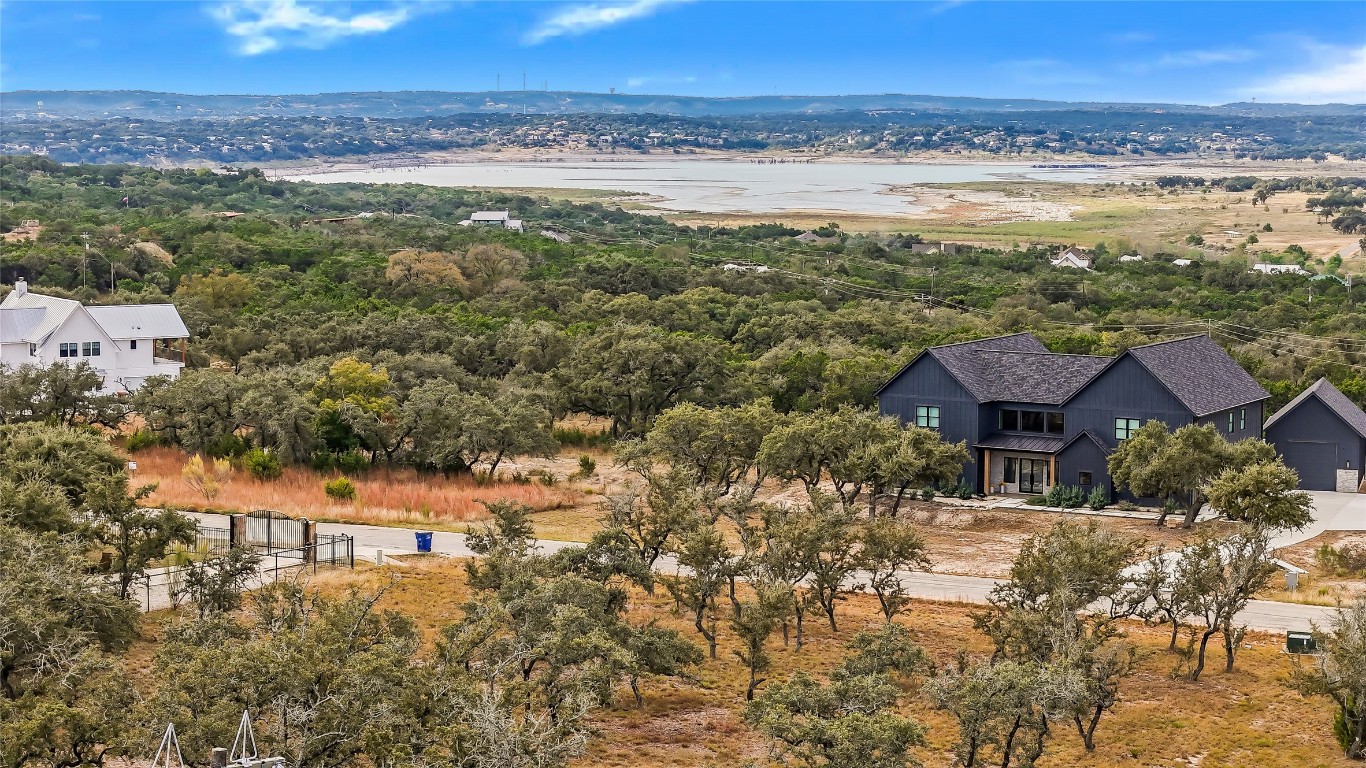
[1272,490,1366,549]
[187,511,1343,634]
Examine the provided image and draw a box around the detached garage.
[1265,378,1366,492]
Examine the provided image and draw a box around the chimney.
[14,278,27,297]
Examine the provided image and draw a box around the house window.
[81,341,100,357]
[915,405,940,429]
[999,410,1019,430]
[1020,410,1046,432]
[130,339,137,350]
[1046,412,1065,435]
[1227,412,1235,432]
[1239,408,1246,430]
[59,342,78,358]
[1079,471,1093,486]
[1115,418,1141,440]
[1003,457,1017,483]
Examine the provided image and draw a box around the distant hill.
[3,90,1363,120]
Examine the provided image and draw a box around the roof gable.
[0,291,79,343]
[875,332,1048,398]
[1122,335,1269,417]
[1265,377,1366,439]
[933,348,1109,404]
[86,304,189,339]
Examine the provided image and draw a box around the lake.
[284,158,1122,216]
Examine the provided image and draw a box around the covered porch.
[976,433,1062,496]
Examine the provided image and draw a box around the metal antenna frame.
[230,710,258,762]
[152,723,186,768]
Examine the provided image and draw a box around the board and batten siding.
[878,354,980,487]
[1058,436,1110,497]
[1265,396,1365,491]
[1062,355,1194,447]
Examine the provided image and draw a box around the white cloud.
[211,0,433,55]
[1153,48,1256,68]
[1242,44,1366,104]
[626,74,696,89]
[524,0,687,45]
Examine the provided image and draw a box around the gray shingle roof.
[932,343,1110,405]
[1265,377,1366,438]
[1125,335,1269,417]
[875,332,1048,398]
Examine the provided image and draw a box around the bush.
[125,428,166,452]
[532,469,558,486]
[956,481,973,500]
[1043,484,1086,509]
[577,454,597,478]
[336,450,368,474]
[1316,543,1366,576]
[1026,495,1048,506]
[553,426,612,448]
[243,448,283,480]
[324,476,357,501]
[205,433,250,459]
[1087,484,1109,511]
[919,486,935,502]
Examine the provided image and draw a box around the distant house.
[1050,247,1093,270]
[1119,254,1144,263]
[0,279,189,393]
[1172,258,1195,267]
[1265,378,1366,491]
[911,242,960,255]
[721,263,772,273]
[505,219,525,233]
[1252,263,1310,276]
[462,211,524,232]
[540,229,571,243]
[794,232,822,243]
[876,332,1267,497]
[2,219,41,243]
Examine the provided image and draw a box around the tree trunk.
[1190,627,1218,681]
[1166,609,1180,651]
[1075,704,1103,751]
[696,605,716,660]
[1000,715,1023,768]
[1181,497,1202,529]
[793,596,806,651]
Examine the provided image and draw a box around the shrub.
[956,481,973,500]
[125,428,166,452]
[309,452,336,471]
[553,426,612,448]
[1043,484,1086,509]
[1087,484,1109,511]
[1316,543,1366,576]
[206,433,250,459]
[577,454,597,478]
[324,476,357,501]
[337,450,369,474]
[243,448,283,481]
[1114,500,1139,512]
[919,486,935,502]
[533,469,558,486]
[1026,495,1048,506]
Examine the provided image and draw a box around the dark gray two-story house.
[875,333,1269,499]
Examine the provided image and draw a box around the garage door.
[1281,441,1338,491]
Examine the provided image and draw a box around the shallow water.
[284,158,1121,216]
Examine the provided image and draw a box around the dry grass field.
[245,556,1351,768]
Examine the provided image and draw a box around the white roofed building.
[0,279,189,393]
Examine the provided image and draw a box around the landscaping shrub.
[1026,495,1048,506]
[956,481,973,500]
[1044,484,1086,508]
[243,448,283,481]
[324,476,357,501]
[919,486,935,502]
[1087,485,1109,511]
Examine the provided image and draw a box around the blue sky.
[1,1,1363,104]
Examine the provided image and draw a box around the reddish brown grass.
[131,447,577,528]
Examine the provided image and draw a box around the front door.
[1019,459,1049,494]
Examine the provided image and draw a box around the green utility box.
[1287,631,1317,654]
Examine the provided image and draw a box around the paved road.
[188,512,1343,634]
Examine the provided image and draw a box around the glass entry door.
[1019,459,1049,494]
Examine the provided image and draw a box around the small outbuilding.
[1265,377,1366,492]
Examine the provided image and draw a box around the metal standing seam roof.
[1265,377,1366,439]
[0,307,47,343]
[975,433,1067,453]
[84,304,189,340]
[1125,335,1270,417]
[0,291,79,343]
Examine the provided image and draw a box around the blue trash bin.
[415,531,433,553]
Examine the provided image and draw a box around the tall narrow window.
[130,339,137,350]
[1239,408,1246,430]
[1115,418,1141,441]
[1003,457,1017,483]
[1227,412,1235,432]
[915,405,940,429]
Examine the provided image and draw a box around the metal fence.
[244,510,306,550]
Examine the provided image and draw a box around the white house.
[1119,254,1144,263]
[0,279,189,393]
[1252,263,1310,276]
[1050,247,1093,270]
[1172,258,1195,267]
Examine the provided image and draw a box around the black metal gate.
[245,509,305,550]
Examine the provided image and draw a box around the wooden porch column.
[180,338,187,363]
[1048,454,1057,489]
[982,449,992,494]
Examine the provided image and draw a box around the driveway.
[187,512,1342,634]
[1271,490,1366,549]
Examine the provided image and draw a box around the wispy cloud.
[1153,48,1256,68]
[625,74,696,89]
[1241,43,1366,104]
[523,0,688,45]
[211,0,435,55]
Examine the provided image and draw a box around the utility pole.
[522,69,527,91]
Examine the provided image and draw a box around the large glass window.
[1020,410,1046,432]
[81,341,100,357]
[1003,457,1017,483]
[1115,418,1141,440]
[59,342,78,358]
[915,405,940,429]
[999,410,1019,430]
[1046,412,1065,435]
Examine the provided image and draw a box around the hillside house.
[1050,246,1093,270]
[876,333,1268,499]
[0,279,189,393]
[1265,378,1366,492]
[463,211,523,232]
[1252,263,1310,276]
[911,242,960,256]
